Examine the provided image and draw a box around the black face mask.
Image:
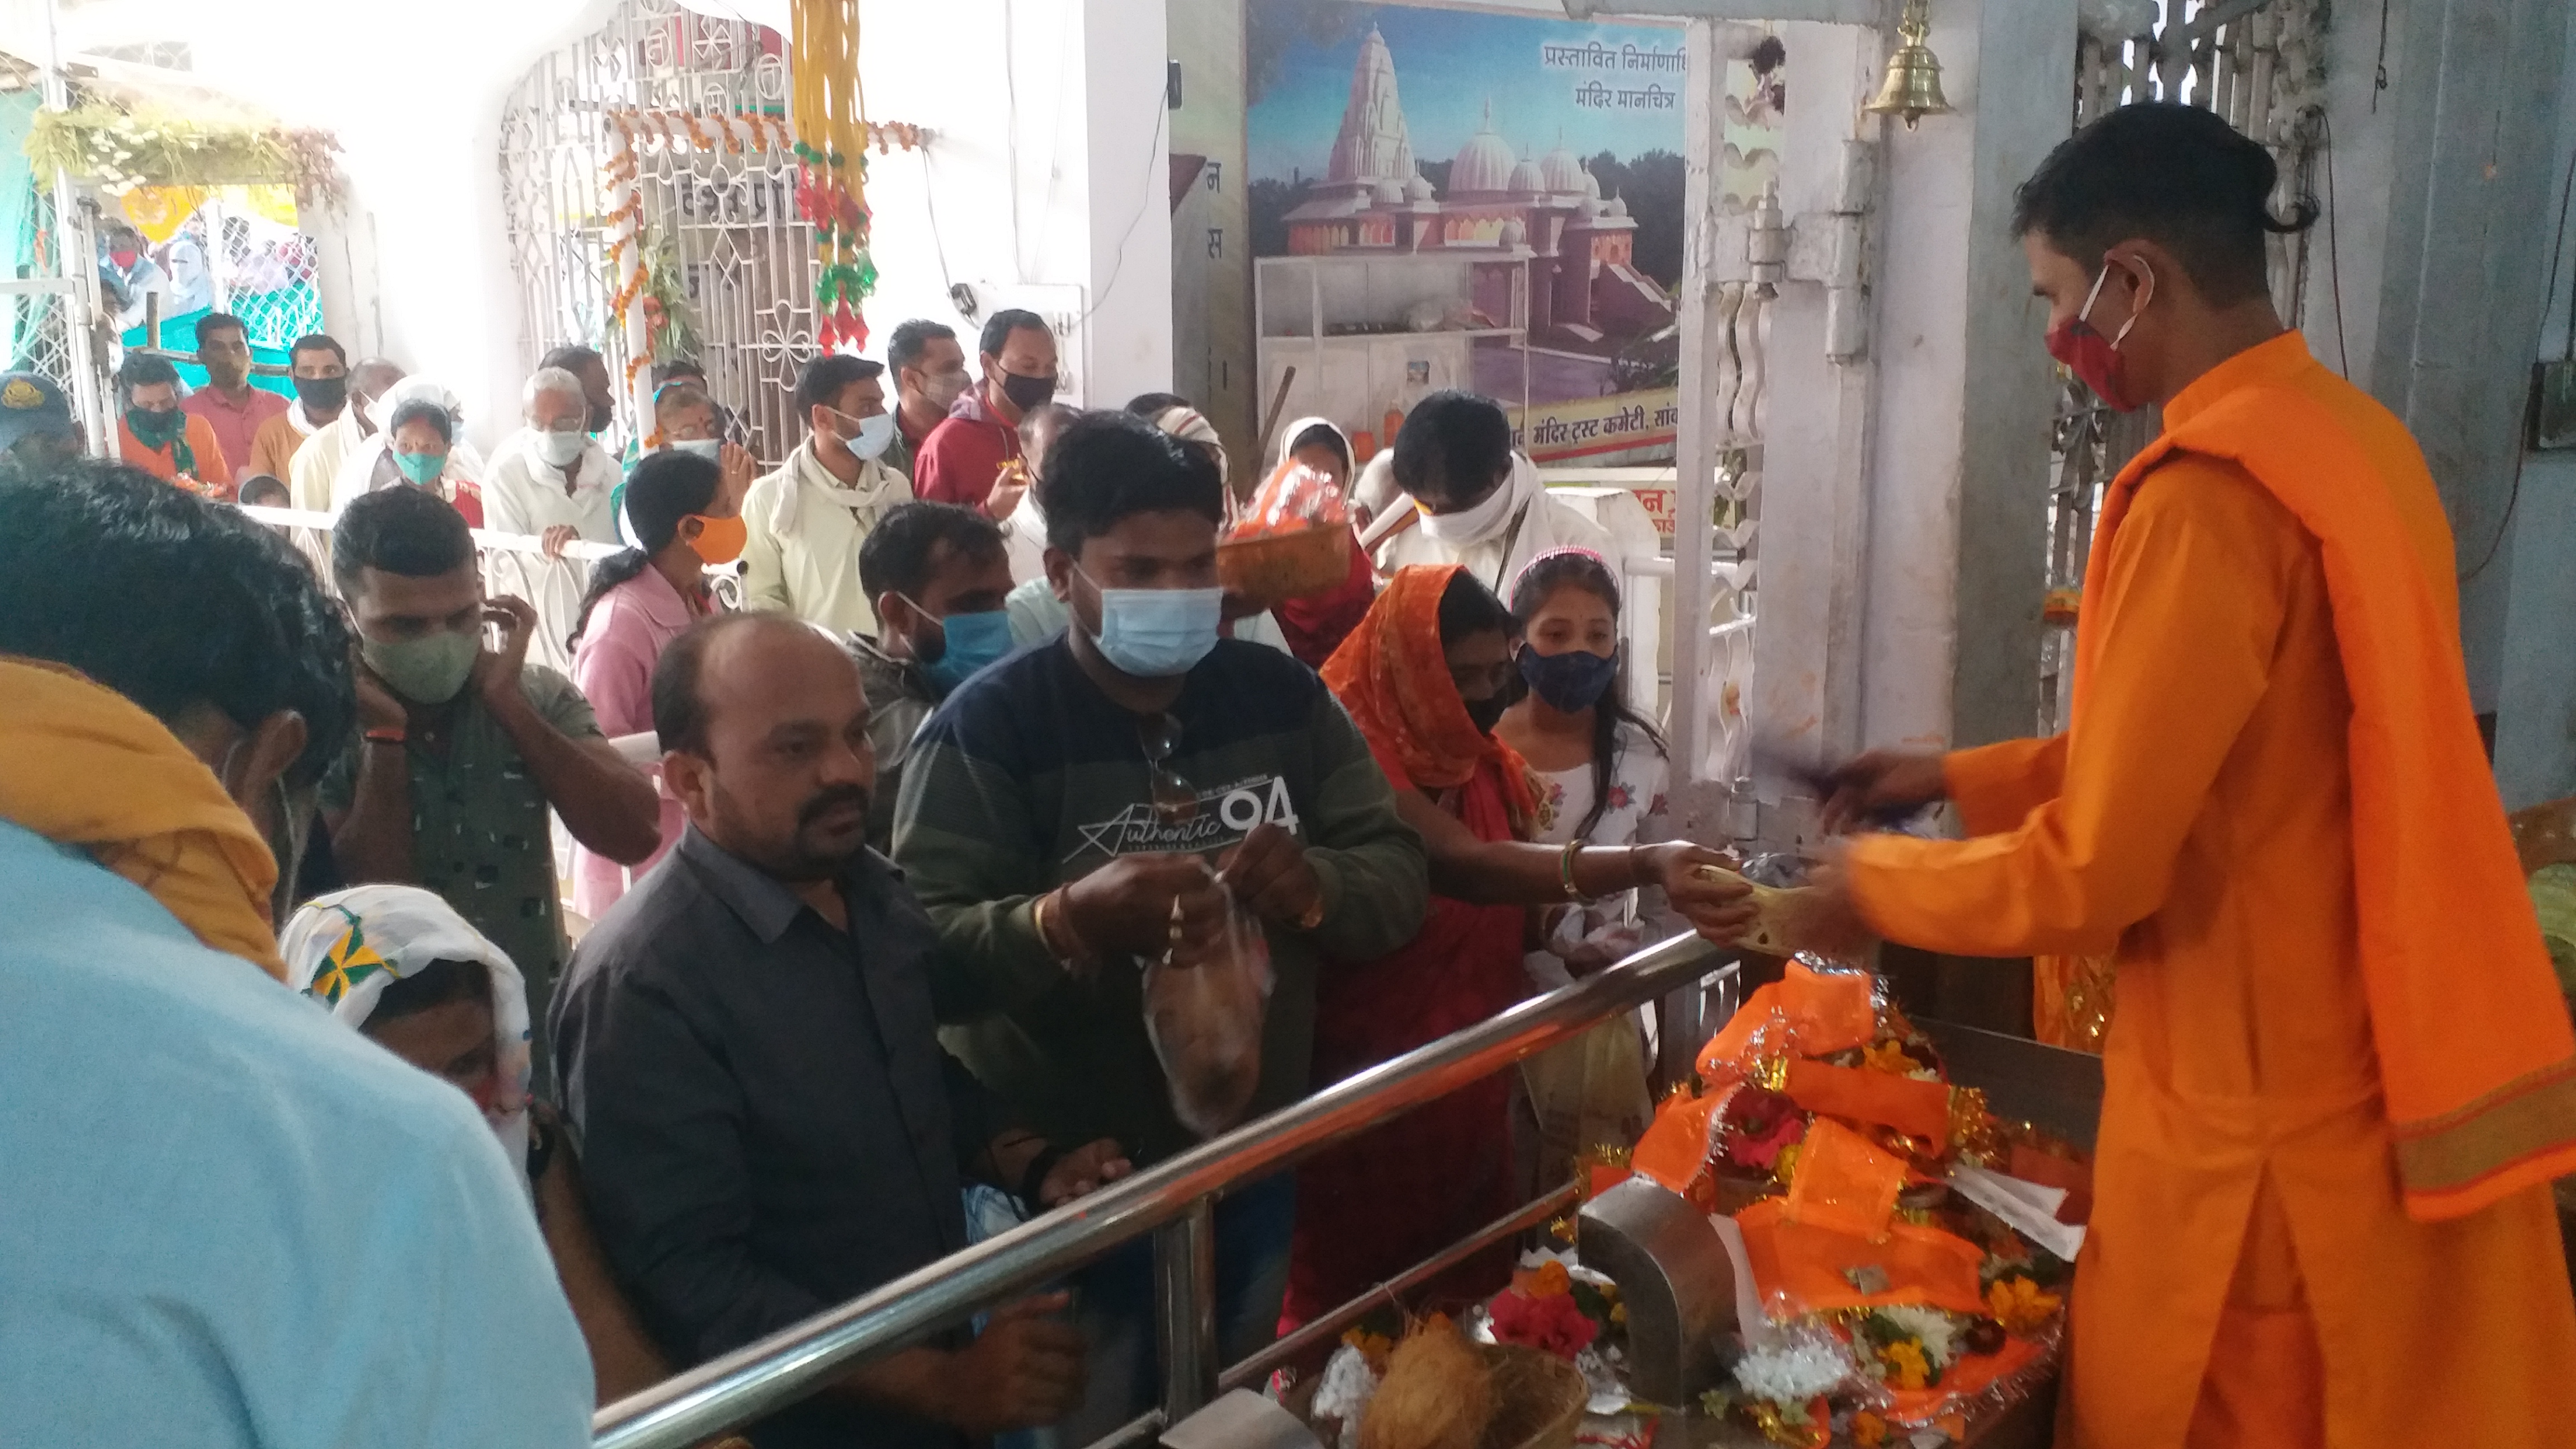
[998,370,1057,412]
[1464,690,1510,737]
[293,374,348,411]
[586,400,615,435]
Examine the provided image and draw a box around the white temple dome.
[1538,141,1585,194]
[1499,217,1527,247]
[1402,173,1434,202]
[1507,158,1543,195]
[1604,194,1631,218]
[1450,100,1518,195]
[1372,178,1405,206]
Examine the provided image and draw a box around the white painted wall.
[46,0,1171,456]
[855,0,1171,411]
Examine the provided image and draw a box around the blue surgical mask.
[1077,566,1223,678]
[913,602,1015,694]
[828,407,897,461]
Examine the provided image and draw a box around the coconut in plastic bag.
[1142,861,1275,1138]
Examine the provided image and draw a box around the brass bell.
[1864,0,1954,131]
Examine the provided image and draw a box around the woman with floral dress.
[1494,548,1672,1189]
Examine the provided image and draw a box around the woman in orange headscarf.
[1284,565,1751,1326]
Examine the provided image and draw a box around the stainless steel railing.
[591,930,1739,1449]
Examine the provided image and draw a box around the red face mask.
[108,248,139,268]
[2044,258,2150,412]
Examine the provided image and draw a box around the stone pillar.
[2366,0,2575,752]
[1858,0,2075,754]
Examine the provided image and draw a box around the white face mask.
[534,428,586,469]
[828,407,897,461]
[1417,473,1517,544]
[670,437,722,461]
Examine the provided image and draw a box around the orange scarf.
[0,657,286,979]
[1321,563,1537,832]
[2087,333,2576,1220]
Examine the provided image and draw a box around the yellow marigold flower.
[1850,1410,1888,1447]
[1986,1275,2063,1335]
[1862,1039,1920,1076]
[1880,1339,1930,1391]
[1531,1259,1573,1298]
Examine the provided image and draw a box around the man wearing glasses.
[893,409,1428,1441]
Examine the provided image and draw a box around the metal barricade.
[591,932,1740,1449]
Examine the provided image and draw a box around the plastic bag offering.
[1142,865,1275,1138]
[1218,460,1357,607]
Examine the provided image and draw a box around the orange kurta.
[1848,333,2576,1448]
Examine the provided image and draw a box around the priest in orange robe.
[1807,103,2576,1447]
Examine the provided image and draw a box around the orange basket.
[1218,523,1353,609]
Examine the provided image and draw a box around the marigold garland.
[792,0,874,351]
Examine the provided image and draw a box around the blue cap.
[0,371,78,453]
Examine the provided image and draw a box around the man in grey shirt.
[553,612,1128,1449]
[848,500,1020,851]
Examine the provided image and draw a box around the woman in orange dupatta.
[1287,565,1751,1327]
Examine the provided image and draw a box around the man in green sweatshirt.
[894,409,1426,1437]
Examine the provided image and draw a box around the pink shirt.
[181,385,289,486]
[569,564,711,920]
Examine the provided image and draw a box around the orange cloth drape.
[1732,1197,1987,1318]
[1848,333,2576,1449]
[1697,961,1879,1076]
[1320,562,1536,831]
[0,657,284,978]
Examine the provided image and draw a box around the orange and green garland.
[792,0,874,352]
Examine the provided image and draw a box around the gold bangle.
[1034,889,1085,970]
[1559,839,1587,902]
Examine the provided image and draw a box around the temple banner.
[1510,388,1680,465]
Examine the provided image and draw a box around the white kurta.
[1366,451,1616,595]
[289,410,366,514]
[739,439,913,636]
[480,430,623,678]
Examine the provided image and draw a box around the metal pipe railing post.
[1154,1198,1218,1423]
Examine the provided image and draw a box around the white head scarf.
[1152,404,1229,481]
[282,885,533,1188]
[1273,414,1351,477]
[335,375,487,504]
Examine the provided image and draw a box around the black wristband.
[1017,1144,1065,1204]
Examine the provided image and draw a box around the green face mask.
[362,628,479,705]
[126,406,183,447]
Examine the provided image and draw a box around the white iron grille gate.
[2038,0,2328,733]
[10,190,73,389]
[500,0,819,463]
